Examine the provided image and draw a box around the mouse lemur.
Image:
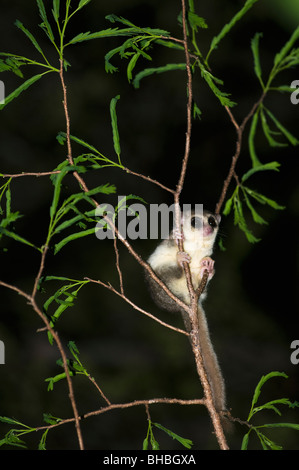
[145,208,227,416]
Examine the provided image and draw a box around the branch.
[170,1,229,451]
[59,59,89,194]
[1,171,61,178]
[176,0,193,197]
[85,277,189,336]
[34,397,205,433]
[215,92,266,215]
[122,166,175,195]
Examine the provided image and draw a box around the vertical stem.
[179,0,229,450]
[176,0,193,196]
[59,59,90,193]
[57,58,85,451]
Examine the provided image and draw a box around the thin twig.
[59,59,89,194]
[176,0,193,196]
[113,236,124,295]
[1,166,175,196]
[87,375,111,406]
[123,167,175,195]
[173,0,196,306]
[85,277,189,336]
[215,92,266,215]
[31,245,48,299]
[34,397,205,433]
[1,171,61,178]
[176,0,229,451]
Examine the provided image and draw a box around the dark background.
[0,0,299,450]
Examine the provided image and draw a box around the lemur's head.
[182,209,221,248]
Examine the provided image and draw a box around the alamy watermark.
[290,340,299,365]
[94,198,204,241]
[0,340,5,364]
[290,80,299,104]
[0,80,4,105]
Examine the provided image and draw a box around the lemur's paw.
[199,256,215,280]
[177,251,191,267]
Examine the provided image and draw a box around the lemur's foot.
[199,256,215,280]
[177,251,191,267]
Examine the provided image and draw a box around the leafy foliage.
[222,25,299,242]
[143,420,193,450]
[241,372,299,450]
[45,340,92,390]
[0,0,298,450]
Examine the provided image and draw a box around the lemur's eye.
[191,216,202,229]
[208,216,217,228]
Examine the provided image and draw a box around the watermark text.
[290,340,299,365]
[94,198,204,241]
[0,80,4,105]
[290,80,299,104]
[0,340,5,364]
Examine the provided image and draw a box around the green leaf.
[150,432,160,450]
[256,430,282,450]
[36,0,55,42]
[57,132,101,155]
[0,431,27,449]
[0,227,40,250]
[49,166,68,220]
[105,46,121,73]
[241,161,280,182]
[43,275,83,282]
[52,0,60,21]
[248,111,261,167]
[251,32,263,87]
[43,413,62,425]
[67,28,127,46]
[243,187,285,210]
[242,189,268,225]
[38,429,49,450]
[0,71,52,110]
[53,208,95,235]
[142,437,149,450]
[0,417,26,426]
[110,95,121,161]
[193,101,202,120]
[155,38,184,51]
[105,14,170,37]
[232,189,261,243]
[188,12,208,31]
[78,0,92,9]
[54,228,96,254]
[274,25,299,67]
[14,20,45,58]
[207,0,259,60]
[0,56,25,77]
[241,432,250,450]
[133,63,186,88]
[248,372,288,421]
[45,371,73,390]
[127,52,141,82]
[223,192,234,216]
[152,423,193,449]
[68,340,80,357]
[198,64,236,107]
[264,108,299,146]
[259,422,299,431]
[260,108,287,148]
